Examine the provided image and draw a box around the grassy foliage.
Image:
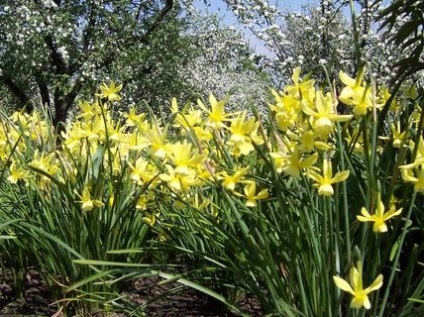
[0,67,424,317]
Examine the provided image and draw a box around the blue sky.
[194,0,318,55]
[194,0,390,56]
[196,0,314,25]
[201,0,313,16]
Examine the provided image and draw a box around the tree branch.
[44,35,67,74]
[138,0,175,43]
[82,6,97,53]
[95,0,176,71]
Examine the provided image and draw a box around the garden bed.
[0,268,263,316]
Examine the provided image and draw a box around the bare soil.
[0,268,263,317]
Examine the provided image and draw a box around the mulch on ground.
[0,268,263,316]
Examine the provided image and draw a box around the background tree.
[179,9,271,114]
[0,0,272,126]
[279,2,351,80]
[222,0,350,82]
[221,0,409,86]
[0,0,187,128]
[377,0,424,86]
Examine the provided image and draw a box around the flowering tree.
[279,2,351,80]
[221,0,409,86]
[2,0,418,129]
[219,0,358,83]
[0,0,188,128]
[0,0,273,127]
[180,10,271,114]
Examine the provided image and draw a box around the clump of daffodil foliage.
[0,67,423,316]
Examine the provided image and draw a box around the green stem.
[327,195,334,268]
[377,191,417,317]
[335,122,351,262]
[323,195,329,257]
[327,195,334,317]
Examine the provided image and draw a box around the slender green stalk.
[378,191,417,317]
[335,122,351,263]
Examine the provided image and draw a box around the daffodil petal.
[362,296,372,310]
[357,215,374,222]
[299,153,318,168]
[308,170,323,183]
[333,276,355,295]
[339,71,356,86]
[399,162,417,170]
[384,207,403,220]
[331,170,350,183]
[365,274,383,293]
[360,207,372,218]
[328,114,353,122]
[255,189,269,200]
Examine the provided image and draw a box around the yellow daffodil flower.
[237,181,269,207]
[391,122,408,148]
[126,132,151,152]
[228,111,261,156]
[408,136,424,165]
[380,122,408,149]
[399,165,424,192]
[128,157,158,186]
[165,140,206,176]
[78,100,101,120]
[308,159,350,196]
[136,192,155,211]
[78,187,104,212]
[270,89,300,131]
[399,137,424,192]
[171,98,202,131]
[269,150,288,173]
[333,262,383,310]
[193,126,213,143]
[28,150,60,177]
[298,129,316,153]
[281,146,318,178]
[197,94,233,129]
[270,68,317,132]
[159,165,201,192]
[96,82,123,102]
[219,167,249,191]
[339,70,374,116]
[285,67,316,107]
[142,211,157,227]
[302,91,353,138]
[145,127,168,159]
[357,193,402,232]
[123,107,147,128]
[7,161,30,184]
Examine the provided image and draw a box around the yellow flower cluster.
[0,69,410,215]
[0,83,269,217]
[399,136,424,192]
[268,67,353,196]
[0,71,420,311]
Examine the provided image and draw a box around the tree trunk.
[52,81,82,134]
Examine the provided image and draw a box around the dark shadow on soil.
[0,269,264,316]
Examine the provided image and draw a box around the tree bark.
[53,81,82,133]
